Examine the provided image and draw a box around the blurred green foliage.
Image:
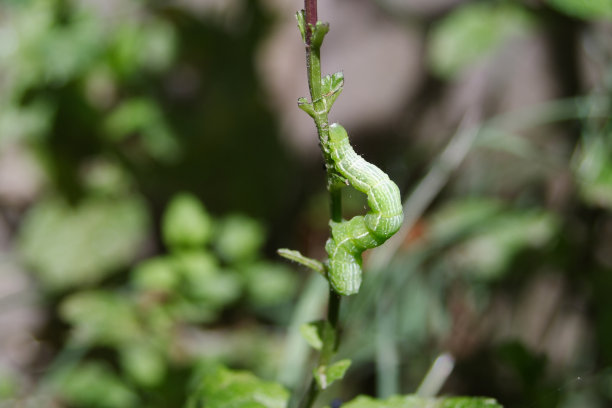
[428,199,558,280]
[336,395,502,408]
[0,0,293,216]
[186,365,290,408]
[28,193,297,407]
[19,195,149,290]
[428,1,534,78]
[547,0,612,19]
[1,0,611,407]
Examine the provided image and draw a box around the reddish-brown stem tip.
[304,0,317,44]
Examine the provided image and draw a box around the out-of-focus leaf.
[185,365,289,408]
[82,159,131,195]
[120,343,166,387]
[174,251,241,306]
[162,193,212,249]
[109,19,177,76]
[547,0,612,20]
[59,290,141,346]
[168,296,218,323]
[0,368,18,399]
[314,359,351,389]
[18,196,149,291]
[450,211,558,280]
[574,136,612,209]
[300,320,327,351]
[243,262,297,306]
[428,199,502,243]
[132,256,179,293]
[0,100,54,143]
[50,362,138,408]
[104,98,181,162]
[214,215,266,263]
[428,2,533,78]
[336,395,503,408]
[138,20,177,72]
[38,12,103,84]
[6,4,102,87]
[429,199,558,280]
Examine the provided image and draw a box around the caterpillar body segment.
[325,123,403,295]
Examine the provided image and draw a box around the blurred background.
[0,0,611,407]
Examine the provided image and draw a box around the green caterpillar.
[325,123,403,295]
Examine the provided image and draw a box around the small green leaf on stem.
[313,359,352,389]
[277,248,325,276]
[296,10,307,44]
[315,72,344,114]
[300,320,328,350]
[310,21,330,49]
[298,97,316,118]
[321,72,344,99]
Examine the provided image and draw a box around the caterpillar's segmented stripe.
[325,123,403,295]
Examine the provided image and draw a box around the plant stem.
[298,380,318,408]
[304,0,317,44]
[297,289,341,408]
[327,289,341,349]
[296,1,344,407]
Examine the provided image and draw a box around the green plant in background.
[24,193,296,408]
[3,0,612,407]
[0,0,292,220]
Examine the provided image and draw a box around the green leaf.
[450,211,557,280]
[277,248,325,275]
[336,395,503,408]
[441,398,503,408]
[428,199,558,280]
[428,199,502,243]
[120,343,166,387]
[244,262,298,306]
[167,296,218,324]
[214,214,265,263]
[298,97,315,117]
[314,359,352,389]
[185,365,289,408]
[0,368,18,399]
[547,0,612,20]
[59,290,141,347]
[18,196,149,291]
[302,71,345,115]
[321,72,344,106]
[163,193,212,249]
[428,2,533,78]
[574,135,612,209]
[50,362,138,408]
[175,251,242,307]
[109,19,177,76]
[296,10,307,43]
[137,19,177,72]
[132,256,179,292]
[299,320,327,350]
[310,21,330,49]
[104,98,181,162]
